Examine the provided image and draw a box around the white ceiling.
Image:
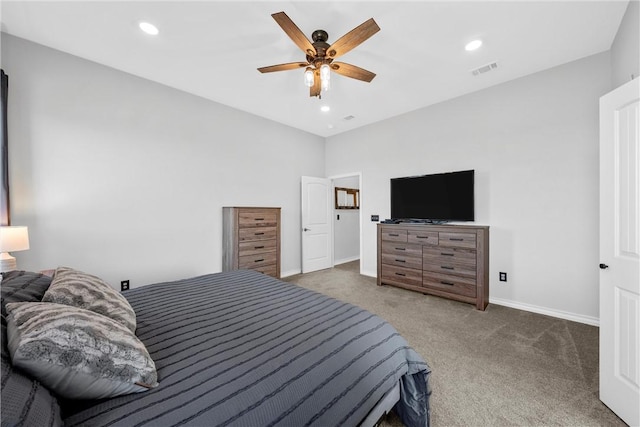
[0,1,629,137]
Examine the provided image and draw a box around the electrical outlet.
[371,215,379,222]
[121,280,130,291]
[499,272,507,282]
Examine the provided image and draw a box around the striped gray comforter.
[62,270,431,427]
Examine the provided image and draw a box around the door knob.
[599,263,609,269]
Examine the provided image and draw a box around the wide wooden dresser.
[222,207,281,278]
[377,223,489,310]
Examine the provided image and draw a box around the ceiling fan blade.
[327,18,380,59]
[271,12,316,56]
[331,62,376,82]
[258,62,309,73]
[310,70,321,97]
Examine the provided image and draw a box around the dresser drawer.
[238,226,278,242]
[238,239,277,256]
[382,243,422,258]
[408,230,438,245]
[252,264,278,277]
[238,211,278,227]
[423,272,477,298]
[381,265,422,287]
[382,253,422,270]
[381,228,408,242]
[439,232,477,249]
[239,251,277,269]
[423,246,476,277]
[423,263,476,278]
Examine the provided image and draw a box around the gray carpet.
[284,261,625,427]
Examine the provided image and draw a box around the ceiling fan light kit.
[258,11,380,99]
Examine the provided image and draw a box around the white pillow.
[42,267,136,332]
[6,302,158,400]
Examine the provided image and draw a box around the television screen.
[390,170,474,222]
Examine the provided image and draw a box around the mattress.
[60,269,431,426]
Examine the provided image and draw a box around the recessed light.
[320,105,330,112]
[465,39,482,51]
[139,22,159,36]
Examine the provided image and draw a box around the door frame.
[328,172,362,274]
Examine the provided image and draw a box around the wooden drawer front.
[423,263,476,278]
[439,232,477,249]
[407,231,438,245]
[238,211,278,227]
[381,265,422,287]
[423,272,477,298]
[382,253,422,270]
[382,243,422,258]
[239,251,277,269]
[381,229,408,242]
[252,264,278,277]
[238,227,277,242]
[423,247,476,277]
[239,239,277,256]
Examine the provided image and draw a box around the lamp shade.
[0,226,30,252]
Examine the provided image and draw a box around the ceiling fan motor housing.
[308,30,331,66]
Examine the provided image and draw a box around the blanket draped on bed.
[61,270,431,427]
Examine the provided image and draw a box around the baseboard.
[361,270,376,278]
[489,297,599,327]
[280,269,301,278]
[334,256,360,266]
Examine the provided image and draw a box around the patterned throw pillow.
[5,302,158,400]
[42,267,136,332]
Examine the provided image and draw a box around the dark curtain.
[1,70,8,226]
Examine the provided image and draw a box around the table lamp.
[0,226,30,272]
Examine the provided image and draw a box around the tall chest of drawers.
[377,223,489,310]
[223,207,281,278]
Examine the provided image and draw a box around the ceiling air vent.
[471,62,498,76]
[343,115,355,121]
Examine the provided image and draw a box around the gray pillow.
[6,301,158,400]
[42,267,136,332]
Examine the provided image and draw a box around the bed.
[1,269,431,427]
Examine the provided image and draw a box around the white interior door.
[599,77,640,427]
[301,176,332,273]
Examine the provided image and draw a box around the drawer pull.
[254,259,264,263]
[395,247,406,251]
[440,281,454,286]
[441,253,454,256]
[441,266,454,270]
[255,218,265,221]
[389,233,399,237]
[395,272,406,277]
[395,259,406,263]
[255,232,265,236]
[254,246,265,249]
[416,236,430,239]
[449,238,464,241]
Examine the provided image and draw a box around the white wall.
[610,0,639,89]
[333,175,360,264]
[3,35,325,286]
[325,52,612,324]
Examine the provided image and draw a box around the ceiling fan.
[258,12,380,98]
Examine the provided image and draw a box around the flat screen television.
[390,170,474,222]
